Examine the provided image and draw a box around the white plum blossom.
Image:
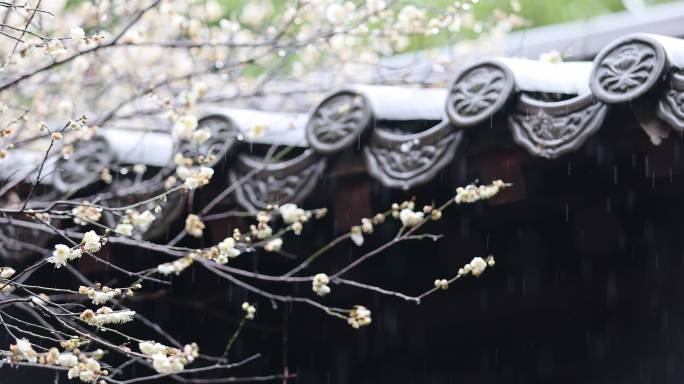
[0,267,16,278]
[157,255,194,276]
[183,167,214,190]
[49,244,81,268]
[114,223,133,236]
[279,203,306,224]
[131,210,156,232]
[367,0,387,13]
[152,352,185,374]
[242,302,256,319]
[139,341,199,375]
[219,19,241,33]
[399,208,424,227]
[12,338,37,363]
[350,226,364,246]
[57,352,79,367]
[455,180,508,204]
[133,164,147,175]
[312,273,331,296]
[79,285,122,305]
[240,1,272,27]
[70,27,85,42]
[139,341,167,356]
[185,214,205,238]
[198,166,215,183]
[458,255,495,277]
[469,257,487,277]
[174,114,199,140]
[45,39,68,59]
[67,358,101,382]
[252,222,272,239]
[326,3,348,24]
[396,5,427,34]
[264,237,283,252]
[71,202,102,225]
[184,177,200,190]
[192,127,211,144]
[361,218,373,234]
[121,29,143,44]
[80,307,135,326]
[217,237,241,260]
[348,305,372,329]
[91,290,117,305]
[81,231,102,253]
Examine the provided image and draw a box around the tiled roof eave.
[6,33,684,216]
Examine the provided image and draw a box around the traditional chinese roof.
[5,31,684,222]
[214,32,684,211]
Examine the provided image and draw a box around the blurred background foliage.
[60,0,683,78]
[216,0,680,51]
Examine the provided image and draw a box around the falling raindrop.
[554,265,559,288]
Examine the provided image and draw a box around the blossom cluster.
[350,200,444,246]
[434,279,449,290]
[242,302,257,320]
[114,209,157,236]
[0,267,16,279]
[78,283,140,305]
[312,273,331,296]
[68,358,104,383]
[82,230,104,253]
[71,202,103,226]
[458,255,496,278]
[49,244,82,268]
[399,207,424,227]
[139,341,199,375]
[174,153,215,190]
[216,237,241,264]
[347,305,372,329]
[80,307,136,326]
[7,338,37,363]
[5,338,102,383]
[157,254,195,276]
[454,180,509,204]
[250,211,273,240]
[185,214,205,238]
[79,285,122,305]
[350,215,382,246]
[0,0,522,169]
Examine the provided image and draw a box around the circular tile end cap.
[305,89,373,155]
[590,34,668,104]
[446,60,515,128]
